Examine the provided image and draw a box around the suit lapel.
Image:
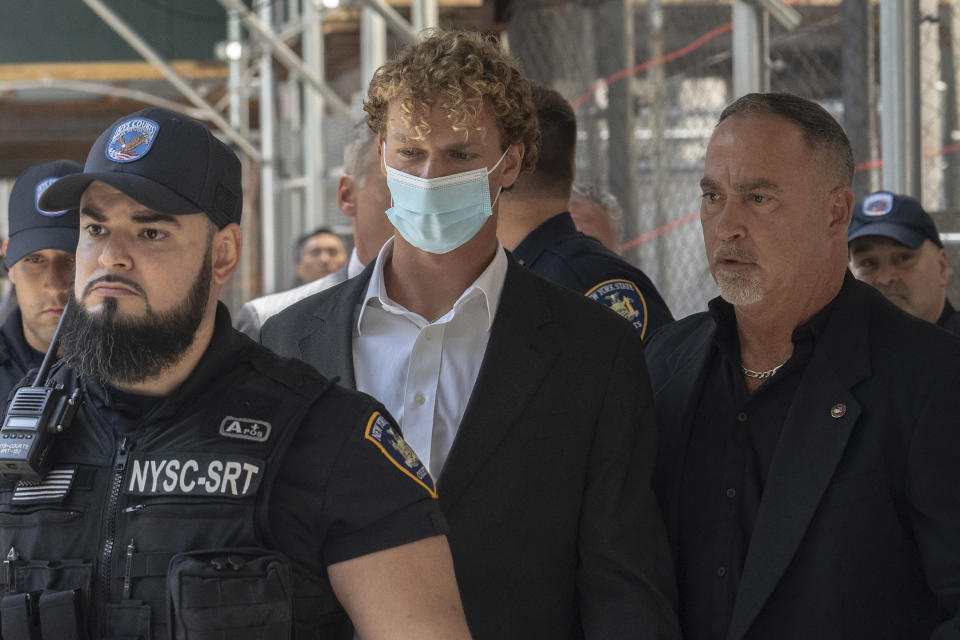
[437,260,560,510]
[726,279,871,640]
[297,263,374,388]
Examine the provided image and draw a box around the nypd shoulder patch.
[586,279,649,338]
[34,178,68,217]
[219,416,271,443]
[12,465,76,503]
[106,117,159,163]
[364,412,437,498]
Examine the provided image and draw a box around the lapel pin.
[830,403,846,419]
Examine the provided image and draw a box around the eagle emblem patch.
[862,192,894,216]
[364,412,437,498]
[106,117,159,163]
[586,279,649,338]
[35,178,68,217]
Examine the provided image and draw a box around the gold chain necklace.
[741,361,787,379]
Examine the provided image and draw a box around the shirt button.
[717,566,727,578]
[737,411,748,423]
[414,392,426,406]
[726,488,737,499]
[424,330,432,341]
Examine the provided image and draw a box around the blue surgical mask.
[383,146,510,254]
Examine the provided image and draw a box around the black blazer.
[262,256,680,639]
[645,276,960,640]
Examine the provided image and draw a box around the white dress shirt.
[352,238,507,476]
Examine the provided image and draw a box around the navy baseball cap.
[39,108,241,229]
[848,191,942,249]
[5,160,83,269]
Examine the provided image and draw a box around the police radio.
[0,299,81,483]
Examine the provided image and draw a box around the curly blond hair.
[363,28,540,173]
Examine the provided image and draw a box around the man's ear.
[500,142,525,190]
[338,175,357,219]
[211,223,242,285]
[827,186,855,237]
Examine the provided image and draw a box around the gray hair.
[342,120,380,185]
[571,182,624,248]
[719,92,854,187]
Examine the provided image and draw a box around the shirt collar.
[357,236,508,334]
[347,247,365,279]
[708,272,849,350]
[937,298,956,328]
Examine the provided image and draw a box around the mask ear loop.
[381,142,395,208]
[489,145,512,207]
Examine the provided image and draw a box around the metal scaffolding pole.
[732,0,764,97]
[304,0,326,230]
[82,0,260,160]
[217,0,353,122]
[880,0,921,196]
[260,0,278,294]
[361,8,388,91]
[411,0,439,32]
[356,0,417,43]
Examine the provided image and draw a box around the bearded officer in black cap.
[0,160,80,407]
[0,108,471,640]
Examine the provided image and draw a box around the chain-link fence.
[505,0,960,318]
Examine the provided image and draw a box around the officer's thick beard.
[59,247,212,387]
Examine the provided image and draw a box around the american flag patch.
[12,466,76,503]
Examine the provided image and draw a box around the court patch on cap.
[586,279,649,338]
[34,177,69,217]
[106,117,159,163]
[862,192,894,216]
[364,412,437,498]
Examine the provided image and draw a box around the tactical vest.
[0,347,351,640]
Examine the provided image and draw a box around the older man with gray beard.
[644,92,960,640]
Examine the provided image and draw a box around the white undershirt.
[352,238,507,476]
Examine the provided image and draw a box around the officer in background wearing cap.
[7,108,471,640]
[848,190,960,334]
[497,85,673,339]
[0,160,80,406]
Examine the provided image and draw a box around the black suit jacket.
[645,276,960,640]
[262,255,680,639]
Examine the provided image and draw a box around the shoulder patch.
[585,279,649,338]
[219,416,271,443]
[363,412,437,498]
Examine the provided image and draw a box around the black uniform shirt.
[512,212,674,338]
[0,307,44,409]
[678,293,837,640]
[937,299,960,335]
[80,304,447,573]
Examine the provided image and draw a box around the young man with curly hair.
[262,29,679,639]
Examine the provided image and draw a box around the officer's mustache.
[713,244,759,264]
[82,275,148,301]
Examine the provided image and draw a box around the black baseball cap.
[5,160,83,269]
[848,191,942,249]
[39,108,241,229]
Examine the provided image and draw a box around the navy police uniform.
[0,304,445,639]
[512,212,674,338]
[0,309,43,407]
